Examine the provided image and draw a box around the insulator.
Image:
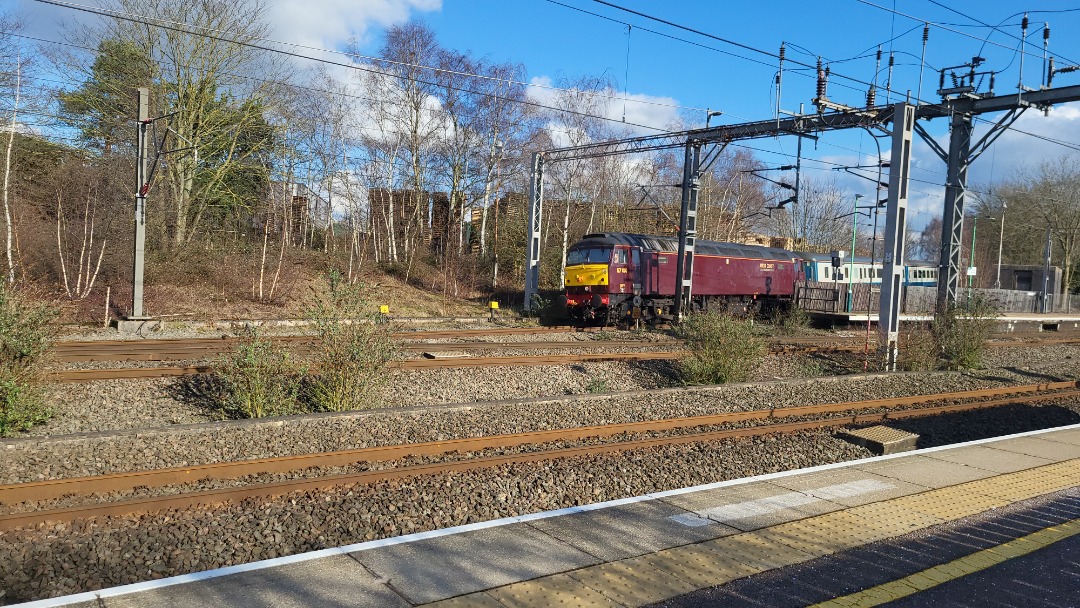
[922,23,929,42]
[816,57,826,98]
[1022,15,1028,31]
[939,71,945,89]
[876,48,882,61]
[866,87,876,108]
[888,54,895,68]
[779,43,785,62]
[989,72,996,91]
[950,71,959,87]
[1048,57,1055,86]
[1044,24,1050,41]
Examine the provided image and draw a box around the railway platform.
[815,310,1080,333]
[25,424,1080,608]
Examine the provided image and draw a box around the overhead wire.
[31,0,708,119]
[17,0,1080,187]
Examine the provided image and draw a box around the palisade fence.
[796,281,1050,314]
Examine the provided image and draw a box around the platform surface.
[21,425,1080,608]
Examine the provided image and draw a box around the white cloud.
[967,101,1080,185]
[266,0,441,51]
[528,75,684,142]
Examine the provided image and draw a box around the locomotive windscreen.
[567,247,611,265]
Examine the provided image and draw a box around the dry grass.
[58,258,492,324]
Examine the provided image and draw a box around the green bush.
[305,271,399,412]
[0,286,55,436]
[673,311,765,384]
[932,296,998,370]
[216,326,303,419]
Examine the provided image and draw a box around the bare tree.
[361,22,442,267]
[770,175,851,251]
[546,76,617,288]
[54,174,110,300]
[1,11,30,284]
[995,157,1080,295]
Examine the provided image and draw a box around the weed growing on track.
[305,271,400,412]
[895,324,939,371]
[894,297,997,372]
[585,374,611,393]
[768,304,810,336]
[673,311,765,384]
[0,286,56,436]
[932,296,998,370]
[216,326,303,419]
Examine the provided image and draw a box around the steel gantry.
[914,84,1080,310]
[523,107,900,316]
[524,81,1080,368]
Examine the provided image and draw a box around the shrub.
[305,271,399,412]
[526,292,565,325]
[673,311,765,384]
[768,304,809,336]
[895,324,939,372]
[932,296,998,370]
[216,326,303,419]
[0,286,55,436]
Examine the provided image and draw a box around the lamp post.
[847,193,864,312]
[995,203,1006,289]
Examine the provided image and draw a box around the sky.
[14,0,1080,233]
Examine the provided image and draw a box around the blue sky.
[16,0,1080,231]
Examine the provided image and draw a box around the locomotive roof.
[575,233,798,261]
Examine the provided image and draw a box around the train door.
[630,247,642,295]
[612,246,633,296]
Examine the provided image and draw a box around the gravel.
[2,330,1079,603]
[0,430,871,603]
[9,362,1080,484]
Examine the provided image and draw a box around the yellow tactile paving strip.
[432,457,1080,608]
[809,518,1080,608]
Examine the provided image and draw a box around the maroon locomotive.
[564,232,804,325]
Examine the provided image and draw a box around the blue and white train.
[798,252,938,287]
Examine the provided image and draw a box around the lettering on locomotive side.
[616,267,628,273]
[759,262,775,271]
[658,256,668,264]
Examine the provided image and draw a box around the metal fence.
[796,282,1047,314]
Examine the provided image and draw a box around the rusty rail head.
[4,381,1076,525]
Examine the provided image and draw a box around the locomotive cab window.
[567,247,611,265]
[616,249,628,264]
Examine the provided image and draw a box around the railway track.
[45,330,1080,382]
[47,350,683,382]
[51,326,604,361]
[3,381,1077,531]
